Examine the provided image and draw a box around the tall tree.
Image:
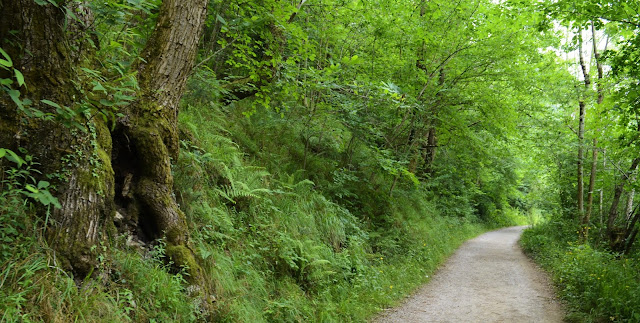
[0,0,208,275]
[607,157,640,249]
[584,21,605,239]
[115,0,208,265]
[576,30,590,220]
[0,0,115,274]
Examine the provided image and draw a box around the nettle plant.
[0,148,60,210]
[0,147,61,261]
[0,48,59,210]
[0,47,63,260]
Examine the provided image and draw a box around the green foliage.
[0,149,200,322]
[0,47,42,121]
[2,0,604,321]
[0,244,201,322]
[167,103,496,321]
[522,222,640,322]
[0,149,60,263]
[107,248,201,322]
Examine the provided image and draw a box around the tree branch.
[288,0,309,23]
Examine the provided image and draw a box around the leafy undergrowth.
[0,102,523,322]
[172,105,495,321]
[521,221,640,322]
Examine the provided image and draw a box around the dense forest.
[1,0,640,321]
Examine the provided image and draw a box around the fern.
[213,161,273,204]
[214,183,271,204]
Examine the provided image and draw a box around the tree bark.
[624,209,640,254]
[0,0,116,275]
[583,139,598,239]
[577,31,590,220]
[600,149,606,226]
[625,185,636,222]
[424,127,437,168]
[591,21,605,105]
[583,23,604,239]
[607,158,640,236]
[421,68,445,176]
[577,104,586,217]
[114,0,208,271]
[0,0,208,276]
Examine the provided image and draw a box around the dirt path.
[375,226,563,323]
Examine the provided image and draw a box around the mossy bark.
[0,0,115,275]
[115,0,208,278]
[1,0,208,279]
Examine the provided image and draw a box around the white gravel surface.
[375,226,564,323]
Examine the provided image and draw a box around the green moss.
[164,224,186,244]
[165,244,204,284]
[94,119,112,151]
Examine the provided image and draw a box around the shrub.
[522,221,640,322]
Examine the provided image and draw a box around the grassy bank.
[170,104,495,321]
[1,101,522,321]
[521,221,640,322]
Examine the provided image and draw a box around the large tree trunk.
[0,0,208,276]
[118,0,208,243]
[114,0,208,271]
[0,0,116,275]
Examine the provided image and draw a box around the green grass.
[170,104,499,321]
[0,238,202,322]
[0,181,201,322]
[1,101,519,322]
[521,221,640,322]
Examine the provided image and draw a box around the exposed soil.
[375,226,564,323]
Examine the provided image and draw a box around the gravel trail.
[375,226,563,323]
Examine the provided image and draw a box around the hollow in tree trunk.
[0,0,208,277]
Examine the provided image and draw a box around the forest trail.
[375,226,564,323]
